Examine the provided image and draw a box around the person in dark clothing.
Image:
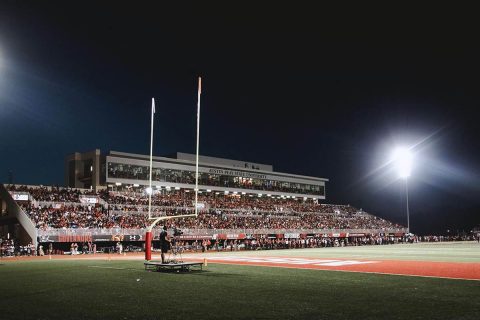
[159,226,170,263]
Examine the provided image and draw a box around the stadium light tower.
[392,147,413,234]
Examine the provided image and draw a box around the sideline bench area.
[144,261,203,272]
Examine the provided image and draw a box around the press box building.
[65,150,328,200]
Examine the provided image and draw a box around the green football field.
[0,242,479,320]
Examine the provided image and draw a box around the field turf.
[0,242,479,320]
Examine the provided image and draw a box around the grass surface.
[0,242,479,320]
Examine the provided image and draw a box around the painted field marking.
[87,266,142,271]
[315,260,377,266]
[198,256,480,281]
[206,256,379,267]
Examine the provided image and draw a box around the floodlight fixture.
[392,147,413,179]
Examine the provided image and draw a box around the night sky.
[1,3,479,234]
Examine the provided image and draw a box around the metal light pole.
[392,147,413,235]
[405,176,410,234]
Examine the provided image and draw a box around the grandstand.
[0,150,407,252]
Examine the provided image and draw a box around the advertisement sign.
[80,197,98,204]
[12,193,29,201]
[284,233,300,239]
[178,235,212,240]
[195,202,205,210]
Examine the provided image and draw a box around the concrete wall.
[0,184,37,246]
[176,152,274,171]
[65,149,102,190]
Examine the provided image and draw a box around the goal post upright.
[148,98,155,221]
[195,76,201,218]
[145,77,202,261]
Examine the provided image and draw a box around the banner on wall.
[80,197,98,204]
[12,193,29,201]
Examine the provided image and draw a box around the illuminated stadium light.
[206,189,211,192]
[303,197,307,200]
[215,192,220,195]
[145,187,152,195]
[156,185,162,189]
[258,194,263,197]
[133,184,140,187]
[184,190,190,193]
[115,182,122,186]
[174,187,180,190]
[392,147,413,178]
[267,194,271,197]
[224,191,229,194]
[233,191,238,195]
[241,192,246,195]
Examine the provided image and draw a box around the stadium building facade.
[66,150,328,200]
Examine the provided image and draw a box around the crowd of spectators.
[8,185,96,202]
[0,237,36,257]
[103,189,355,214]
[8,185,404,231]
[107,165,323,195]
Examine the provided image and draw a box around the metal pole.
[406,177,410,234]
[145,98,155,261]
[148,98,155,220]
[195,77,201,217]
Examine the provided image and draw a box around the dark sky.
[1,3,479,234]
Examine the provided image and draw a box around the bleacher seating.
[8,185,404,231]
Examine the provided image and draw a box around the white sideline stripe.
[207,256,379,266]
[87,266,141,271]
[316,261,377,266]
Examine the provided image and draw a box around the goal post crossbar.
[145,213,196,260]
[146,214,196,232]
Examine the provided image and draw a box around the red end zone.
[194,256,480,281]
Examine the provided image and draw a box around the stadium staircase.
[0,184,38,247]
